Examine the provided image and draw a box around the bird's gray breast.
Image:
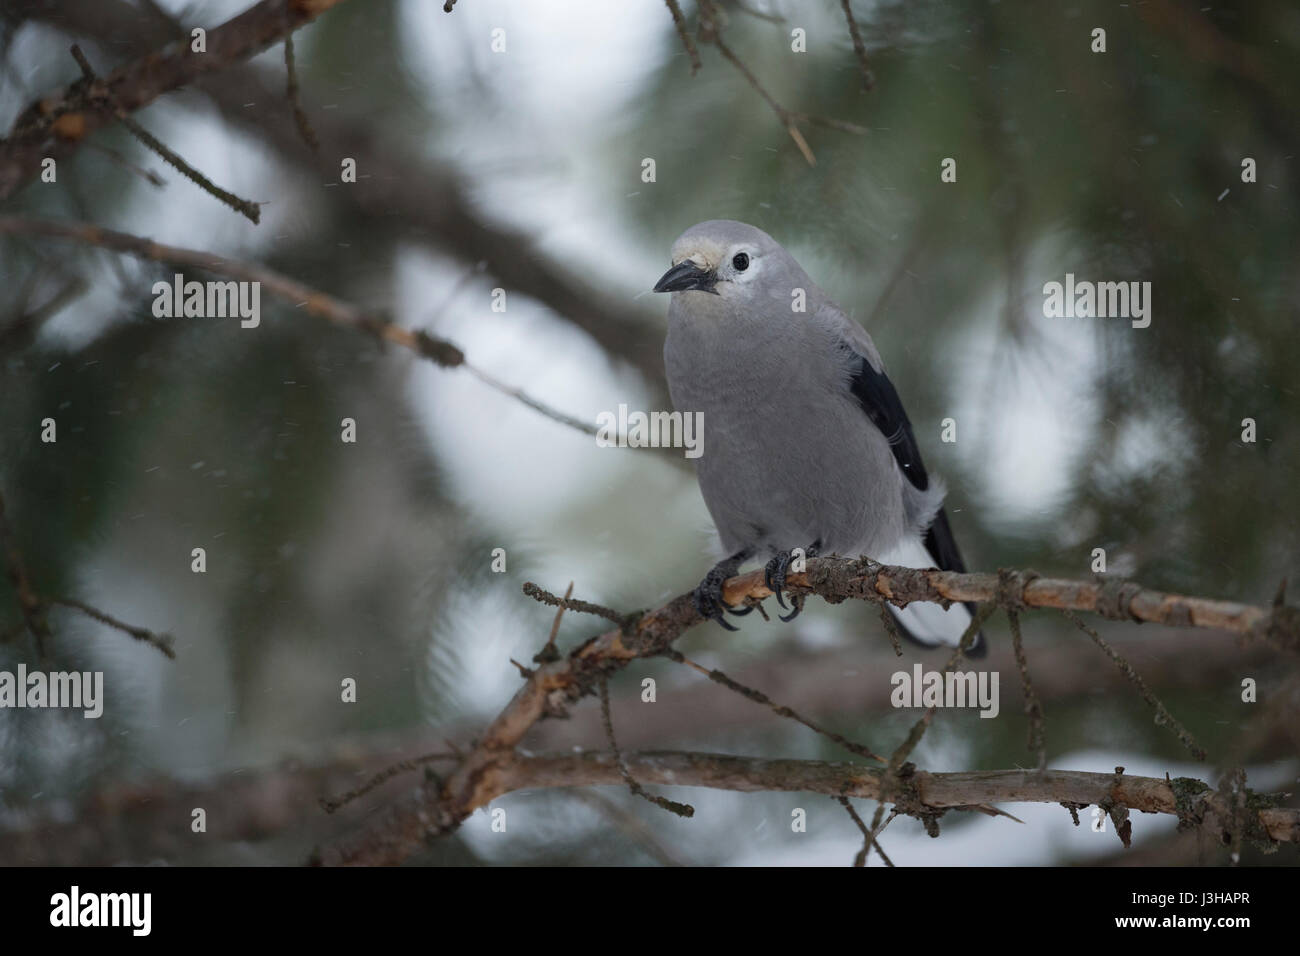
[663,303,905,557]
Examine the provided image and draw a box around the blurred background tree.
[0,0,1296,865]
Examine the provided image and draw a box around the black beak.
[653,260,717,294]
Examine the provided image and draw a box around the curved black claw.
[693,577,739,631]
[778,594,805,623]
[725,603,755,617]
[764,551,793,610]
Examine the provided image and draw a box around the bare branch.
[663,0,702,74]
[1007,608,1047,771]
[321,555,1297,864]
[1,488,172,659]
[0,0,355,199]
[282,31,319,153]
[540,581,574,659]
[82,142,165,187]
[68,44,262,223]
[751,558,1297,643]
[48,597,175,659]
[0,216,680,459]
[319,752,457,814]
[664,647,884,762]
[327,750,1300,864]
[598,677,695,818]
[839,0,875,90]
[522,581,629,628]
[17,0,669,389]
[1064,609,1206,760]
[697,0,866,166]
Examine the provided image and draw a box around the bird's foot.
[763,551,794,611]
[764,540,820,621]
[692,551,750,630]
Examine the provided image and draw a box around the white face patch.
[669,237,727,272]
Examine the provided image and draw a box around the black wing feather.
[843,348,930,493]
[842,346,984,655]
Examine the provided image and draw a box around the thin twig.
[50,597,175,660]
[0,488,173,659]
[663,0,702,74]
[1,0,355,200]
[837,795,892,867]
[706,27,817,165]
[542,581,574,656]
[522,582,628,628]
[1063,609,1207,761]
[0,216,669,457]
[598,678,694,818]
[864,604,996,840]
[839,0,875,90]
[1007,608,1047,771]
[694,0,868,164]
[69,45,261,224]
[664,648,884,763]
[320,752,458,813]
[283,32,320,153]
[565,789,687,866]
[888,603,996,773]
[877,602,903,656]
[83,143,165,187]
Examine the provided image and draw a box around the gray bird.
[654,219,982,653]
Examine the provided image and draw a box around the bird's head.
[652,220,788,304]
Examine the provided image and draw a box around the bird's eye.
[732,252,750,271]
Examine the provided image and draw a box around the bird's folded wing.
[826,307,973,583]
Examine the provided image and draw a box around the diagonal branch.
[838,0,875,90]
[663,0,701,74]
[0,488,174,658]
[0,215,683,462]
[0,0,354,199]
[697,0,867,166]
[68,43,261,222]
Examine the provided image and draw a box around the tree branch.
[11,0,670,388]
[0,215,684,461]
[320,557,1297,864]
[0,0,354,199]
[319,750,1299,864]
[0,487,174,658]
[517,754,1299,844]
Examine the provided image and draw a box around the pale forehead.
[670,219,777,264]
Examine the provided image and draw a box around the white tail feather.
[878,537,974,648]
